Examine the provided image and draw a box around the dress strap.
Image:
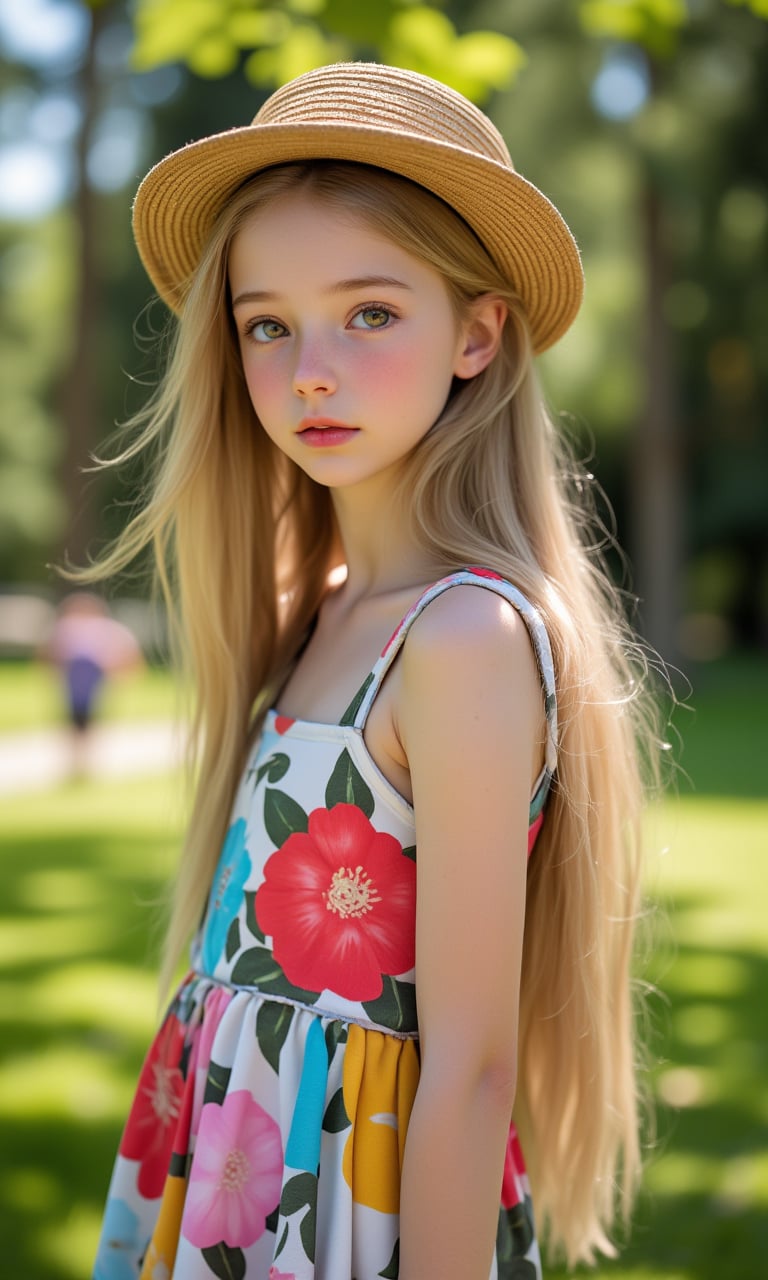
[341,568,558,787]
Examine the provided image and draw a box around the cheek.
[361,342,453,408]
[241,353,284,417]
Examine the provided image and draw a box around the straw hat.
[133,61,583,352]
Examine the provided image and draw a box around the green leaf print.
[263,787,309,847]
[362,975,418,1034]
[300,1191,317,1263]
[230,946,284,988]
[496,1197,537,1275]
[507,1195,535,1255]
[255,1000,294,1074]
[225,916,240,961]
[273,1220,288,1259]
[277,1171,319,1260]
[244,890,265,942]
[252,751,290,787]
[203,1059,231,1106]
[201,1242,245,1280]
[264,1205,280,1235]
[339,671,375,726]
[325,748,375,817]
[278,1171,317,1216]
[379,1238,400,1278]
[230,945,321,1004]
[324,1020,348,1066]
[502,1261,538,1279]
[402,844,416,862]
[322,1086,351,1132]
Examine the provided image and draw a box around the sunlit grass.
[652,795,766,946]
[1,661,766,1278]
[0,660,178,731]
[0,771,180,1279]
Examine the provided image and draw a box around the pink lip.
[297,417,360,447]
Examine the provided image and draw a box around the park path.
[0,720,182,796]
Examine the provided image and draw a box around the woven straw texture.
[133,62,583,352]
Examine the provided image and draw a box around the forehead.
[227,190,429,287]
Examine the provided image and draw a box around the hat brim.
[133,120,583,353]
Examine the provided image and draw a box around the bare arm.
[396,587,544,1280]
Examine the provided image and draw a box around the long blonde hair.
[84,160,663,1267]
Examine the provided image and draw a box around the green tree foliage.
[578,0,688,56]
[726,0,768,16]
[131,0,525,101]
[1,0,766,653]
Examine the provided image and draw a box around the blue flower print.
[200,818,251,972]
[93,1196,144,1280]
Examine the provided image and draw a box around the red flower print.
[527,812,544,856]
[274,715,295,735]
[380,622,402,658]
[501,1123,527,1209]
[465,566,504,581]
[256,803,416,1001]
[119,1012,186,1199]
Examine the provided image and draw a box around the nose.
[292,333,337,398]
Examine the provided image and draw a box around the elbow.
[478,1059,518,1115]
[420,1041,518,1116]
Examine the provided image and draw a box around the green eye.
[249,319,287,342]
[354,307,392,329]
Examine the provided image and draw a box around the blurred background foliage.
[1,6,767,1278]
[1,0,767,667]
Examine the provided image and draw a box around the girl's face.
[228,191,477,494]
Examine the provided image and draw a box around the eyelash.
[349,304,397,330]
[243,303,398,344]
[244,318,288,343]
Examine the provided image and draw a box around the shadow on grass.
[545,884,768,1280]
[1,655,765,1279]
[0,802,173,1279]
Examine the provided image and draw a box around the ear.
[453,295,508,380]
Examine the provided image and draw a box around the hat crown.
[253,62,514,171]
[134,61,582,350]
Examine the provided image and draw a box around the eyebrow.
[231,276,413,309]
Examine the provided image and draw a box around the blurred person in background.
[42,591,143,775]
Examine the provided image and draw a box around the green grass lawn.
[0,660,177,733]
[0,658,765,1278]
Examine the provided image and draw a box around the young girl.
[91,62,660,1280]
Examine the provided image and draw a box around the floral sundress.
[93,569,558,1280]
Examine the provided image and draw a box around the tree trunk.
[57,4,108,571]
[630,177,684,668]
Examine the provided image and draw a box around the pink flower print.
[188,985,233,1139]
[182,1090,283,1249]
[269,1269,296,1280]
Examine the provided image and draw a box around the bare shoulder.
[391,584,547,843]
[396,584,544,760]
[401,583,540,690]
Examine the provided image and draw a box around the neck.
[329,473,443,603]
